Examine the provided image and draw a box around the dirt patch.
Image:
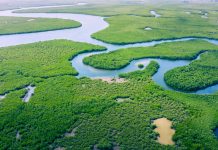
[93,77,127,84]
[65,126,78,137]
[116,97,131,103]
[153,118,175,145]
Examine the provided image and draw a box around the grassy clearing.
[165,51,218,91]
[83,40,218,70]
[0,16,81,35]
[0,40,218,149]
[0,40,105,94]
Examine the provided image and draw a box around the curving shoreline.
[0,25,82,36]
[0,8,217,94]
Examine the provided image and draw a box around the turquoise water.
[0,7,217,94]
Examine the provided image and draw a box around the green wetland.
[0,16,81,35]
[0,2,218,150]
[91,13,218,44]
[20,2,218,44]
[165,51,218,91]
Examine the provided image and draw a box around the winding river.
[0,6,217,94]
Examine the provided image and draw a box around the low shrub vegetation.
[1,3,218,149]
[165,51,218,91]
[92,12,218,44]
[0,41,218,149]
[83,40,218,70]
[0,40,105,94]
[0,16,81,35]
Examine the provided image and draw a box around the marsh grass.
[0,41,217,149]
[84,40,218,70]
[0,16,81,35]
[165,51,218,91]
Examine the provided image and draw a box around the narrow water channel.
[150,10,161,17]
[22,85,35,102]
[0,7,217,94]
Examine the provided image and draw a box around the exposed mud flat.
[144,27,152,30]
[153,118,175,145]
[93,77,127,84]
[22,85,35,102]
[116,97,131,103]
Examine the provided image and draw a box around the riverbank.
[0,16,81,35]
